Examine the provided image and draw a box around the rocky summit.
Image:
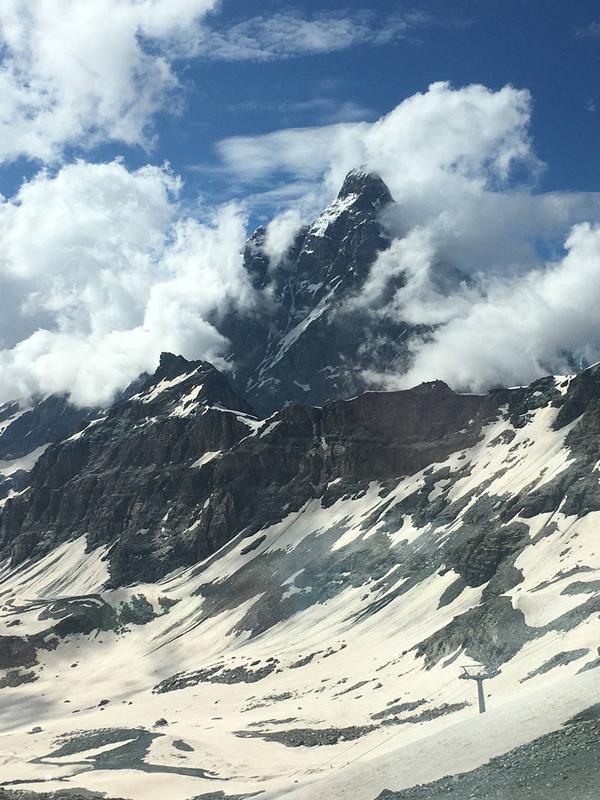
[222,169,433,416]
[0,173,599,800]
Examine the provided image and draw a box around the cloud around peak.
[0,79,599,406]
[379,222,600,393]
[217,81,538,193]
[217,81,600,396]
[0,159,254,406]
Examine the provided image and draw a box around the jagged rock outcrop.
[1,350,505,588]
[222,169,425,415]
[0,356,499,586]
[0,396,92,503]
[0,396,91,463]
[0,354,256,583]
[5,356,600,594]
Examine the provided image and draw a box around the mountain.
[0,353,256,582]
[223,169,434,415]
[0,396,92,508]
[0,173,599,800]
[1,355,600,799]
[0,361,497,587]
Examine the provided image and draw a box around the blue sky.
[174,0,600,202]
[2,0,600,405]
[1,1,599,209]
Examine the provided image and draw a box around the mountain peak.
[337,167,393,208]
[158,351,191,372]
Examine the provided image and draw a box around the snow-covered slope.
[1,366,600,799]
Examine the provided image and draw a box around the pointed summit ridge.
[337,167,393,208]
[219,167,399,414]
[307,169,393,240]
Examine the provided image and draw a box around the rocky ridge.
[223,169,431,415]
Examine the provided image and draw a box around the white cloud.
[263,208,303,267]
[0,4,449,165]
[0,0,218,163]
[220,81,600,272]
[381,223,600,392]
[0,160,253,406]
[193,9,427,61]
[2,78,600,406]
[218,82,538,191]
[228,97,375,125]
[350,229,475,325]
[575,20,600,39]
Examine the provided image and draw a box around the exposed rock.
[372,700,426,720]
[376,705,600,800]
[222,170,399,415]
[0,396,92,462]
[31,727,215,779]
[0,369,498,588]
[0,669,37,688]
[414,597,533,671]
[236,723,376,747]
[0,635,37,670]
[0,356,255,585]
[155,660,280,693]
[520,649,589,682]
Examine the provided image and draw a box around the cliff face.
[222,169,430,416]
[0,352,500,586]
[3,349,600,597]
[0,354,256,582]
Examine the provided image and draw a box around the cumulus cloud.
[381,223,600,391]
[350,229,475,325]
[220,81,600,275]
[0,0,218,163]
[218,82,538,190]
[0,160,253,406]
[2,78,600,406]
[218,81,560,241]
[0,3,445,165]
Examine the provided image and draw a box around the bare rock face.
[4,358,600,595]
[0,635,37,670]
[0,355,256,584]
[0,395,93,503]
[0,396,91,462]
[222,169,430,416]
[0,353,500,588]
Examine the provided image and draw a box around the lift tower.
[459,664,499,714]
